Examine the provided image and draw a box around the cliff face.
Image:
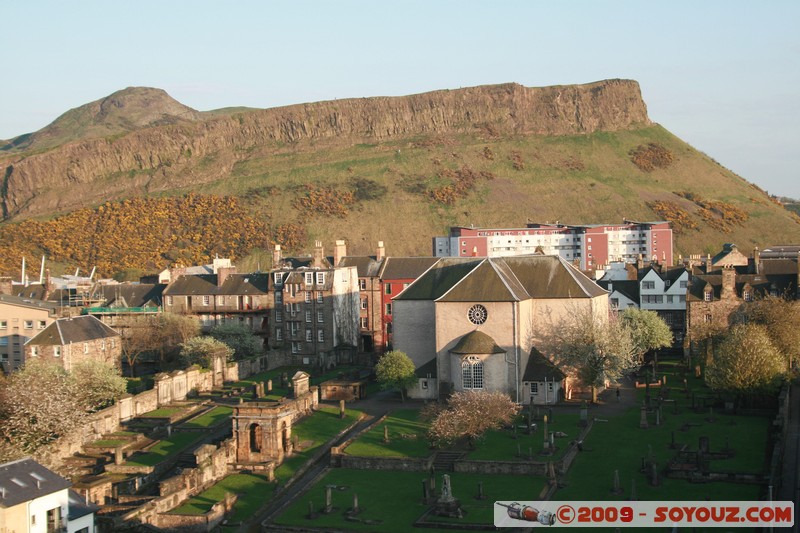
[1,79,649,219]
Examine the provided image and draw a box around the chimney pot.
[376,241,386,261]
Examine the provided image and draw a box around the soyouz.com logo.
[494,501,794,528]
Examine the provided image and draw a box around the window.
[111,339,115,349]
[461,356,484,390]
[54,346,61,357]
[318,329,324,342]
[610,298,619,308]
[275,310,283,323]
[385,303,392,315]
[24,320,33,329]
[305,310,312,323]
[385,284,392,295]
[467,304,488,325]
[305,272,314,285]
[665,280,671,287]
[291,341,301,354]
[317,310,324,323]
[217,295,225,305]
[275,291,283,304]
[743,290,752,302]
[403,283,410,289]
[317,291,323,303]
[680,280,688,288]
[704,291,712,302]
[83,343,89,354]
[0,338,8,347]
[275,328,283,341]
[679,295,686,303]
[359,279,366,290]
[316,272,325,285]
[421,380,428,390]
[290,322,300,336]
[306,329,313,342]
[530,382,538,394]
[360,317,368,328]
[274,272,284,285]
[642,295,664,304]
[667,295,674,303]
[361,299,368,310]
[642,281,655,290]
[101,340,106,351]
[0,320,6,329]
[704,314,712,323]
[203,295,210,305]
[37,320,46,329]
[305,291,312,303]
[166,295,173,306]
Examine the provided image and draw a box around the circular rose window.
[467,304,488,325]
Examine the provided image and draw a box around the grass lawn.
[138,407,186,419]
[343,409,431,458]
[233,365,371,399]
[89,438,129,448]
[273,469,547,532]
[125,432,203,467]
[274,405,362,483]
[181,406,233,428]
[467,413,579,462]
[170,473,271,521]
[556,381,769,501]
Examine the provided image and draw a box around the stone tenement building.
[24,314,121,371]
[0,293,59,373]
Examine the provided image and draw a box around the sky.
[2,1,798,198]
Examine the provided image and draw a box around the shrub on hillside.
[629,143,674,172]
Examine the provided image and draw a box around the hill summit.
[1,87,201,153]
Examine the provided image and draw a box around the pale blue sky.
[2,1,798,197]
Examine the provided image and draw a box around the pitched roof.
[0,293,59,312]
[597,279,639,302]
[68,489,99,520]
[0,457,72,507]
[415,358,437,378]
[94,283,166,307]
[397,256,606,302]
[379,257,439,280]
[338,256,383,278]
[522,346,566,381]
[761,245,800,259]
[163,273,269,296]
[687,273,796,301]
[449,330,505,354]
[27,315,119,346]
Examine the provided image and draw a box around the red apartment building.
[433,221,672,269]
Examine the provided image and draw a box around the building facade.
[393,256,608,402]
[0,295,59,373]
[24,315,122,371]
[433,221,673,270]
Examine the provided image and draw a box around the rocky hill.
[0,79,798,276]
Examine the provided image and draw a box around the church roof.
[398,256,606,303]
[522,346,566,381]
[449,330,505,354]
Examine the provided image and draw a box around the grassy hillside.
[1,123,797,278]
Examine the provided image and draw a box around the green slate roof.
[449,330,505,354]
[522,346,566,381]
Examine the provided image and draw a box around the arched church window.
[461,356,484,389]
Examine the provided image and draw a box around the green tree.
[375,350,417,402]
[179,336,234,369]
[705,324,786,395]
[622,307,673,357]
[427,390,519,448]
[548,306,636,402]
[71,360,128,411]
[210,323,263,360]
[735,296,800,369]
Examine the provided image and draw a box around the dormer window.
[743,289,753,302]
[704,290,712,302]
[274,272,284,285]
[305,272,314,286]
[316,272,325,285]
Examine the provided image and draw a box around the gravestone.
[669,431,678,450]
[339,399,346,419]
[611,469,624,495]
[527,399,534,434]
[306,500,318,520]
[267,379,273,392]
[324,485,334,514]
[639,402,649,429]
[579,401,588,428]
[649,462,660,487]
[384,425,389,443]
[351,493,360,515]
[422,480,429,503]
[433,474,462,518]
[475,481,486,500]
[699,436,710,454]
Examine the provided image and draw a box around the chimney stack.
[0,277,12,296]
[313,241,325,268]
[721,267,736,299]
[217,266,236,287]
[272,245,282,269]
[376,241,386,261]
[334,240,347,266]
[753,247,760,274]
